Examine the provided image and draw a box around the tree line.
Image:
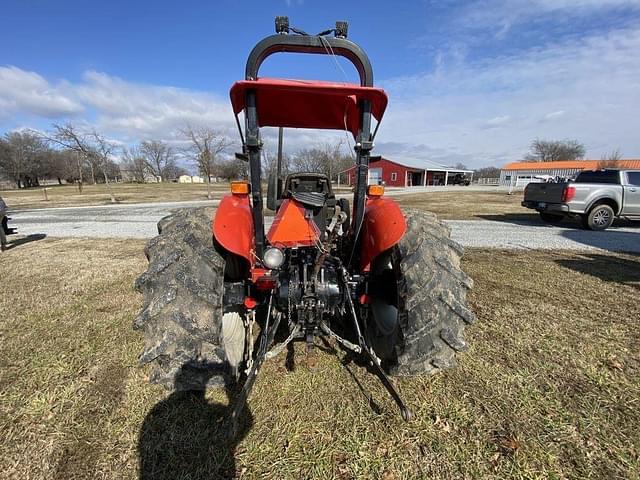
[6,126,619,191]
[523,138,622,163]
[0,124,230,193]
[0,123,360,196]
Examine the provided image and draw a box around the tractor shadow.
[2,233,47,250]
[555,252,640,289]
[477,213,639,231]
[138,365,253,480]
[339,350,384,415]
[560,228,640,253]
[317,337,385,415]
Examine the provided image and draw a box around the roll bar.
[245,33,374,87]
[241,19,376,263]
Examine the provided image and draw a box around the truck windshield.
[574,170,620,184]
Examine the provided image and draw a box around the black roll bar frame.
[241,23,376,262]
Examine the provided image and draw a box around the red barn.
[338,156,473,187]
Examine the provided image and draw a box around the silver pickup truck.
[521,169,640,230]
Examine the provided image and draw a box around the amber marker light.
[367,185,384,197]
[230,181,250,195]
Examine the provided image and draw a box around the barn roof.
[338,156,474,174]
[383,156,472,172]
[502,159,640,171]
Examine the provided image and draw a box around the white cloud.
[0,66,360,157]
[378,25,640,166]
[543,110,566,120]
[2,4,640,170]
[75,71,233,142]
[454,0,640,36]
[0,66,83,119]
[0,66,235,143]
[484,115,511,128]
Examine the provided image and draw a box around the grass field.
[0,182,355,210]
[396,191,527,220]
[1,238,638,479]
[0,183,234,209]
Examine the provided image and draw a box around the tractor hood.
[230,78,388,139]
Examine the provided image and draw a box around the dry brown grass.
[0,183,233,209]
[1,238,638,479]
[395,191,530,220]
[0,183,355,211]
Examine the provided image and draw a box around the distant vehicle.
[0,196,17,252]
[450,173,471,186]
[521,169,640,230]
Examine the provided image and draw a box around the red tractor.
[135,17,475,425]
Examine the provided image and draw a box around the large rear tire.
[367,209,475,376]
[134,207,242,391]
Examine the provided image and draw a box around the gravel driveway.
[8,201,640,252]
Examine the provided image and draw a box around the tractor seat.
[283,173,335,209]
[291,191,327,208]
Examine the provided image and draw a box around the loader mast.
[350,99,372,263]
[245,90,266,259]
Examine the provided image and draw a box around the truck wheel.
[366,209,475,376]
[585,204,615,231]
[134,207,245,391]
[539,212,564,224]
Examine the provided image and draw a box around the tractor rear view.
[135,17,475,424]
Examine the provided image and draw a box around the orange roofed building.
[499,159,640,187]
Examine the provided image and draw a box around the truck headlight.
[263,247,285,269]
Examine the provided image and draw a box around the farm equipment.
[135,17,475,425]
[451,173,471,186]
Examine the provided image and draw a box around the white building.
[178,175,205,184]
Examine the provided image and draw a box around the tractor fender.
[360,197,407,271]
[213,194,255,265]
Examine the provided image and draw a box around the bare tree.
[1,131,48,188]
[598,148,623,168]
[180,126,234,199]
[45,124,118,200]
[90,131,118,203]
[262,149,291,177]
[46,124,91,192]
[48,125,101,185]
[217,158,248,181]
[454,162,468,170]
[121,146,148,183]
[0,138,10,182]
[162,164,189,181]
[473,166,501,179]
[524,139,586,162]
[42,149,76,185]
[290,142,350,181]
[139,140,176,182]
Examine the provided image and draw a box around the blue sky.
[1,0,640,168]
